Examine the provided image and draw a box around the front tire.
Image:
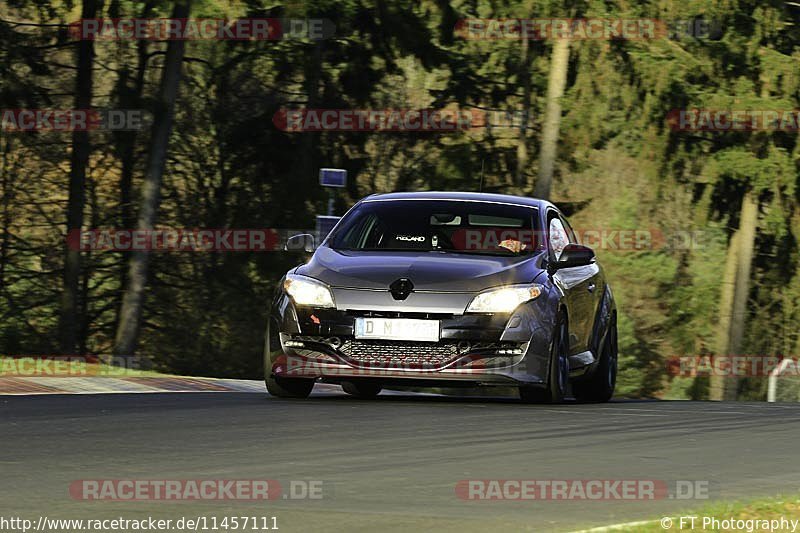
[520,310,569,404]
[573,317,617,403]
[266,375,315,398]
[264,319,314,398]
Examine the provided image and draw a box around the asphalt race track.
[2,391,799,532]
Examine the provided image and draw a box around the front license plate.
[354,318,440,342]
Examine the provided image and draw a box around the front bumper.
[267,298,557,386]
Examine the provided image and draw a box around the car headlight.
[466,284,543,313]
[284,274,335,308]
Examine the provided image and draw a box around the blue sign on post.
[319,168,347,188]
[316,215,341,242]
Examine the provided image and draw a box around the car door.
[547,209,601,356]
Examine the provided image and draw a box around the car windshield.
[329,199,541,255]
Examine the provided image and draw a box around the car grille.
[339,340,459,368]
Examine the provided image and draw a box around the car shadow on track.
[266,384,662,405]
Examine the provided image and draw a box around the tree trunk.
[709,231,739,401]
[114,0,191,355]
[533,37,569,199]
[299,42,322,203]
[515,35,531,189]
[114,1,154,331]
[59,0,100,354]
[80,178,98,355]
[727,190,758,399]
[710,190,758,400]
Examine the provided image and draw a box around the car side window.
[549,216,570,260]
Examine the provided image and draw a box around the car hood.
[295,246,545,292]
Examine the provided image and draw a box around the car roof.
[362,191,553,210]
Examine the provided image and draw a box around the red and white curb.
[0,376,265,395]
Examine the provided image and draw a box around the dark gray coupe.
[265,192,617,403]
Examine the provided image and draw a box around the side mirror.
[551,243,595,271]
[285,233,316,253]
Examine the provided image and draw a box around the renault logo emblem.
[389,278,414,301]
